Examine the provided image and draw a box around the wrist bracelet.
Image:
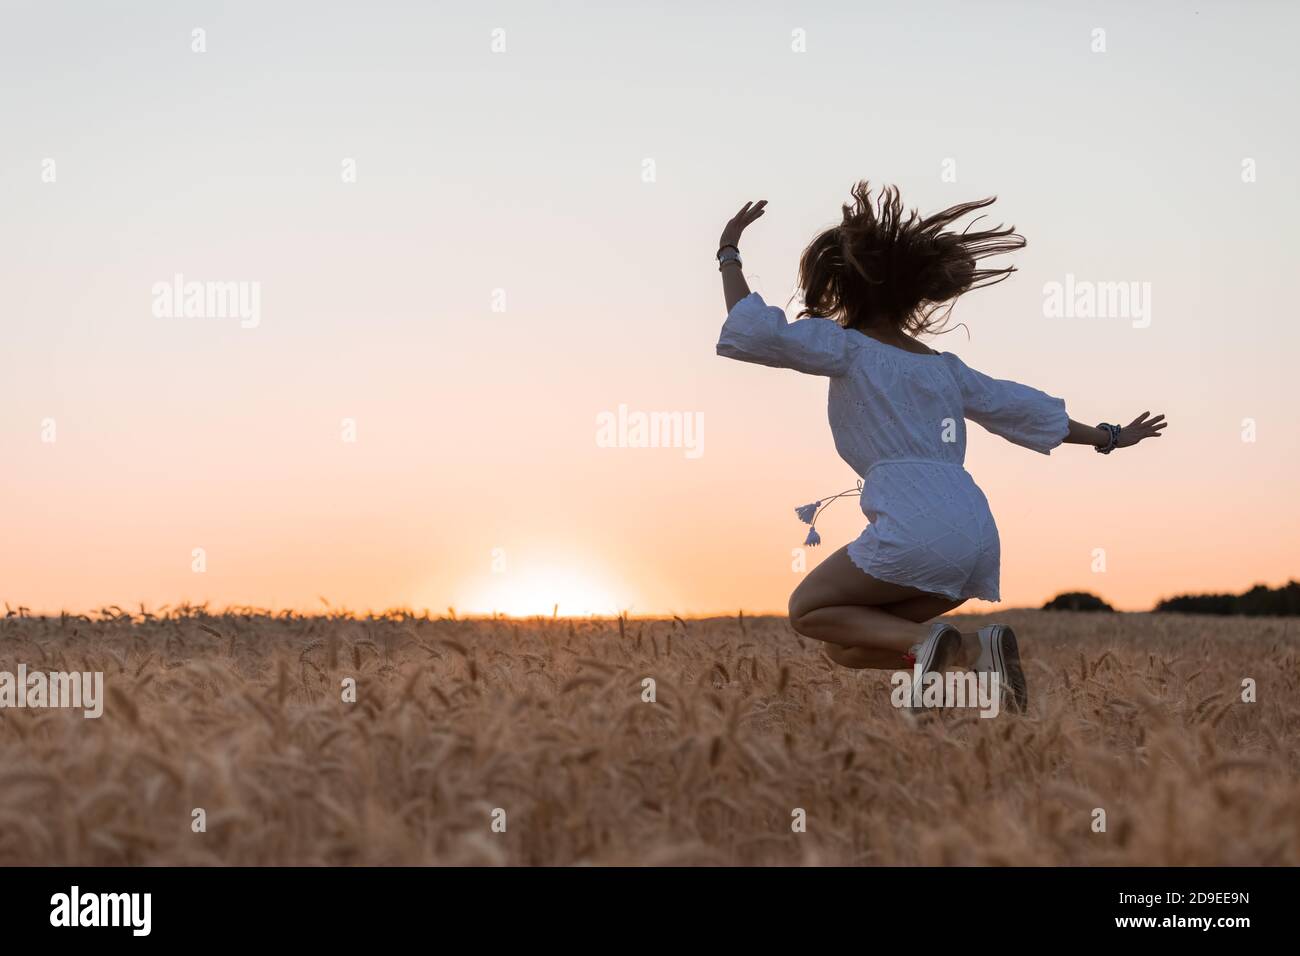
[1095,422,1121,454]
[716,244,739,260]
[717,248,743,271]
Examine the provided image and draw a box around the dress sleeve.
[944,353,1070,455]
[715,292,853,377]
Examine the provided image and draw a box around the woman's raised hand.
[1116,412,1167,448]
[719,200,768,251]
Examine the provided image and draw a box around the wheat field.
[0,608,1295,866]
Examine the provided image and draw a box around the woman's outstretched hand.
[720,200,767,251]
[1116,411,1167,448]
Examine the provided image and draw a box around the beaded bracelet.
[1095,422,1121,454]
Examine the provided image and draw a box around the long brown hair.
[796,181,1025,336]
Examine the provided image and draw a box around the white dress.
[716,293,1070,602]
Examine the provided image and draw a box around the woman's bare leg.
[880,593,977,667]
[788,546,965,669]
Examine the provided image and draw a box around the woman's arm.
[718,200,767,312]
[720,257,751,311]
[1063,413,1167,449]
[713,198,852,378]
[1064,420,1109,448]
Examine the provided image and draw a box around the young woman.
[715,183,1165,711]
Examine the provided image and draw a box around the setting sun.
[458,563,627,618]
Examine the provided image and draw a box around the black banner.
[0,866,1280,942]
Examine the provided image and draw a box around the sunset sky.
[3,1,1297,616]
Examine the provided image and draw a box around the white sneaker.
[975,624,1028,713]
[906,621,961,709]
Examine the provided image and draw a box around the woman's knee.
[787,589,817,634]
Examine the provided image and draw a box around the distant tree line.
[1153,581,1300,616]
[1041,581,1300,615]
[1041,592,1113,612]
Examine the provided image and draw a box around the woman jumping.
[714,183,1166,711]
